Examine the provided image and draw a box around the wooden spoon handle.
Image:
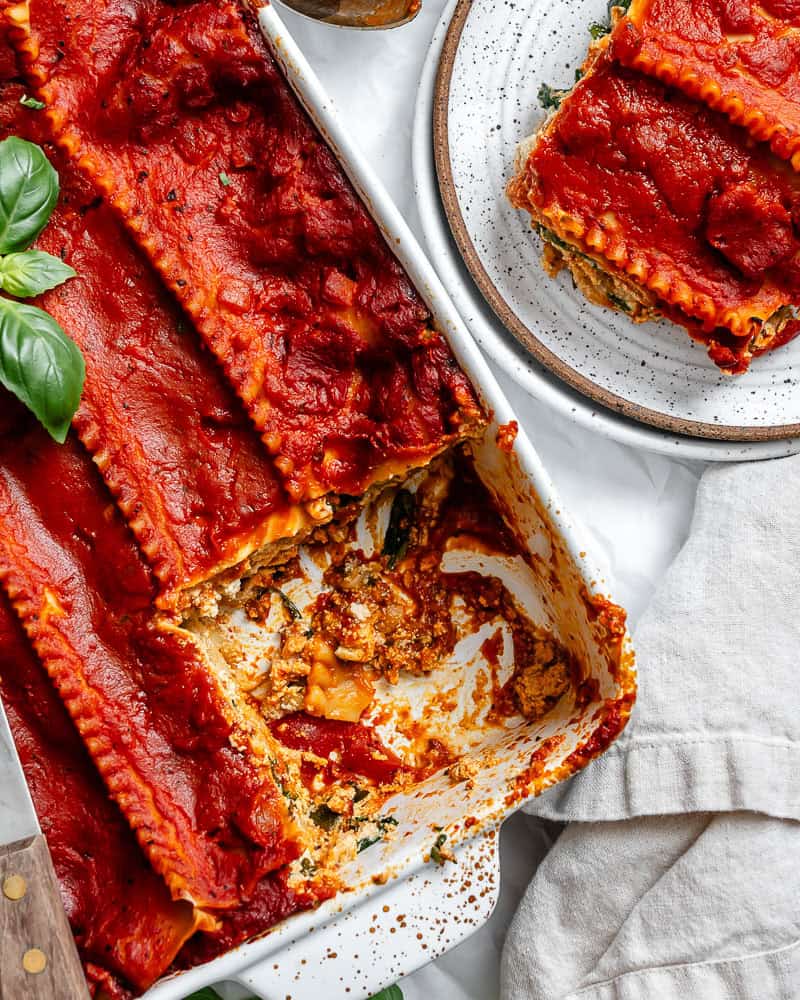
[0,834,89,999]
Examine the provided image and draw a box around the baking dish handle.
[232,828,501,1000]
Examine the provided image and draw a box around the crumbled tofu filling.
[174,446,578,890]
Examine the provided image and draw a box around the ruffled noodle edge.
[0,565,226,921]
[618,27,800,171]
[508,159,789,346]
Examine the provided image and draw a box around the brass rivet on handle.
[22,948,47,974]
[2,874,26,900]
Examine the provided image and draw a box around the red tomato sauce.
[17,0,482,502]
[0,597,199,998]
[614,0,800,165]
[527,52,800,371]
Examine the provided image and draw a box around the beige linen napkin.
[501,455,800,999]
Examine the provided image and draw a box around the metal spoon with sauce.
[275,0,421,28]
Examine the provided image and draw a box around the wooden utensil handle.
[0,834,89,999]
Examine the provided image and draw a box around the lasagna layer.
[0,404,298,912]
[1,83,324,609]
[612,0,800,169]
[6,0,483,503]
[0,597,199,999]
[508,49,800,373]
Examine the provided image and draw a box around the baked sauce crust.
[9,0,482,503]
[0,415,299,901]
[614,0,800,170]
[509,45,800,373]
[0,597,200,998]
[0,91,309,607]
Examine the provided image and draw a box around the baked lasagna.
[0,2,631,997]
[615,0,800,169]
[508,13,800,374]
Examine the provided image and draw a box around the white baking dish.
[141,4,636,997]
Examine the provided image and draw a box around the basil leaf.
[369,987,403,1000]
[183,991,258,1000]
[0,250,76,297]
[0,298,84,442]
[0,137,59,254]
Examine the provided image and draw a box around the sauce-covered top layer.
[0,597,199,999]
[0,80,300,605]
[20,0,481,501]
[0,402,294,914]
[521,51,800,369]
[615,0,800,166]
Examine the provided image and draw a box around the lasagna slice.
[0,597,201,997]
[8,103,324,611]
[0,407,300,915]
[612,0,800,169]
[508,45,800,373]
[8,0,483,504]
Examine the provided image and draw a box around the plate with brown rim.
[424,0,800,451]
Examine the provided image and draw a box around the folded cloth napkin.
[501,455,800,999]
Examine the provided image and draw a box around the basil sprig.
[184,991,257,1000]
[183,977,403,998]
[0,136,82,442]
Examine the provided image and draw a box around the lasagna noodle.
[0,407,297,912]
[612,0,800,169]
[5,0,482,503]
[0,597,200,998]
[508,50,800,373]
[1,81,319,608]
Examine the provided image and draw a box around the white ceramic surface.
[419,0,800,459]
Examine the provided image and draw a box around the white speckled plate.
[427,0,800,448]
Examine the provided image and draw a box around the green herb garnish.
[589,20,608,37]
[0,249,75,297]
[383,489,414,568]
[19,94,45,111]
[369,986,403,1000]
[218,171,231,186]
[537,82,569,110]
[430,832,449,866]
[0,137,82,442]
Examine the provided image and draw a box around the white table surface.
[269,3,703,996]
